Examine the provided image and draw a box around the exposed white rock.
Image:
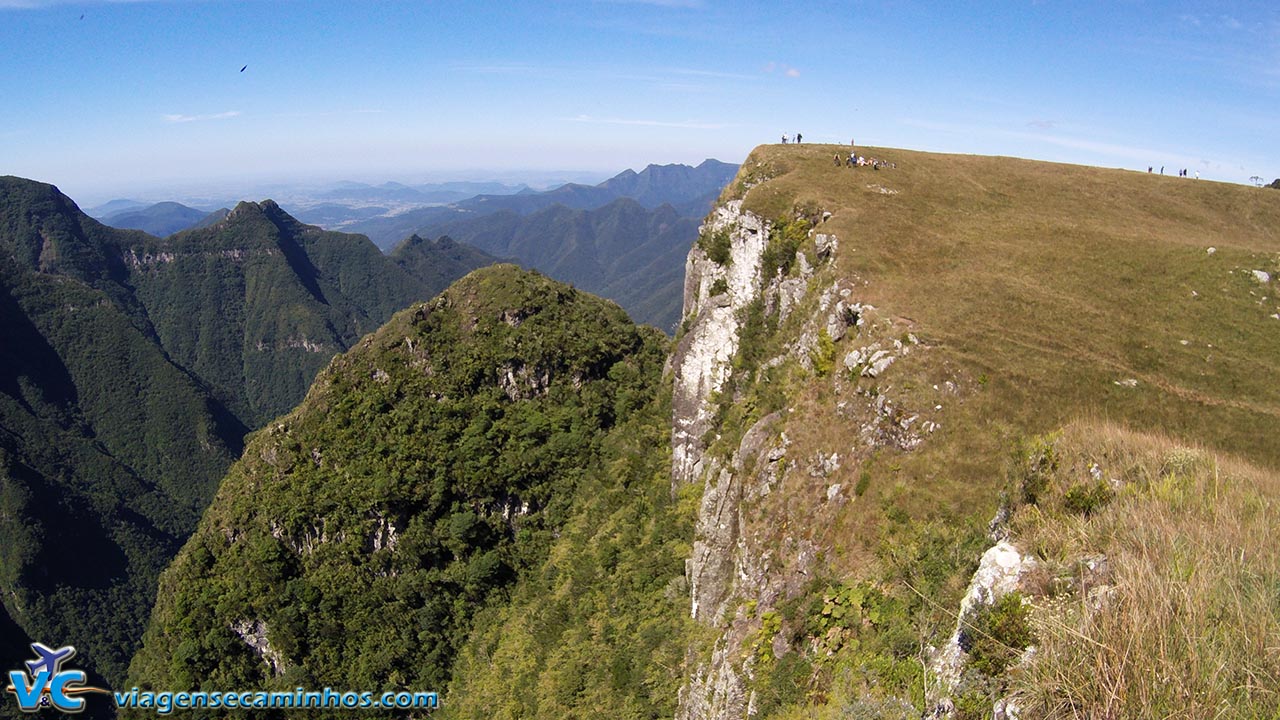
[774,277,807,324]
[815,232,838,259]
[863,350,896,377]
[672,200,769,487]
[677,636,750,720]
[370,512,400,552]
[1206,246,1216,255]
[1252,269,1272,284]
[929,542,1038,702]
[807,451,840,478]
[498,362,550,400]
[993,696,1022,720]
[231,619,287,676]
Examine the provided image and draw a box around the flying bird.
[240,65,247,73]
[79,13,84,19]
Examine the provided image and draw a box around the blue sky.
[2,0,1277,203]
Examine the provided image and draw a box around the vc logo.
[5,643,109,713]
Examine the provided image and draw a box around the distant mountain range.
[345,159,739,249]
[425,197,702,332]
[315,179,532,205]
[86,160,739,332]
[0,176,494,695]
[346,160,739,331]
[98,201,224,237]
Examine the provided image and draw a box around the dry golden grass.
[726,142,1280,560]
[1009,421,1280,718]
[708,145,1280,717]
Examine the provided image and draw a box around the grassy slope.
[1007,421,1280,717]
[706,145,1279,716]
[738,144,1278,513]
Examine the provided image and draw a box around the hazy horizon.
[4,1,1278,203]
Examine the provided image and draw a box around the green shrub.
[1017,433,1060,505]
[1062,480,1114,516]
[698,226,733,265]
[709,277,729,296]
[963,592,1035,676]
[762,216,811,279]
[811,329,837,377]
[855,469,871,497]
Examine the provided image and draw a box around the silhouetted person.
[796,133,802,143]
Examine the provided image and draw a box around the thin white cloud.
[594,0,704,7]
[763,61,801,78]
[1027,119,1057,129]
[455,63,544,76]
[667,67,757,81]
[571,114,727,129]
[265,108,384,119]
[1,0,173,7]
[163,111,241,123]
[900,117,1200,168]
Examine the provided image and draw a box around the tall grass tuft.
[1011,422,1280,718]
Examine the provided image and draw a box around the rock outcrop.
[671,199,769,489]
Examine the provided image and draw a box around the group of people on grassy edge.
[835,151,894,170]
[1150,165,1198,178]
[777,135,896,170]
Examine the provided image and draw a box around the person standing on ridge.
[796,133,802,143]
[781,134,788,144]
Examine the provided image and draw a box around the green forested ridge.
[443,381,694,720]
[123,199,496,427]
[0,249,243,698]
[388,234,497,301]
[423,198,700,332]
[127,265,683,718]
[0,176,495,712]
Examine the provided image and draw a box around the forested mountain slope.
[127,266,683,719]
[0,177,494,712]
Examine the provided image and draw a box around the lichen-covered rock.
[671,200,771,488]
[929,542,1039,705]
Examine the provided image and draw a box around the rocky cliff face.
[670,167,956,719]
[671,199,768,491]
[671,197,839,720]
